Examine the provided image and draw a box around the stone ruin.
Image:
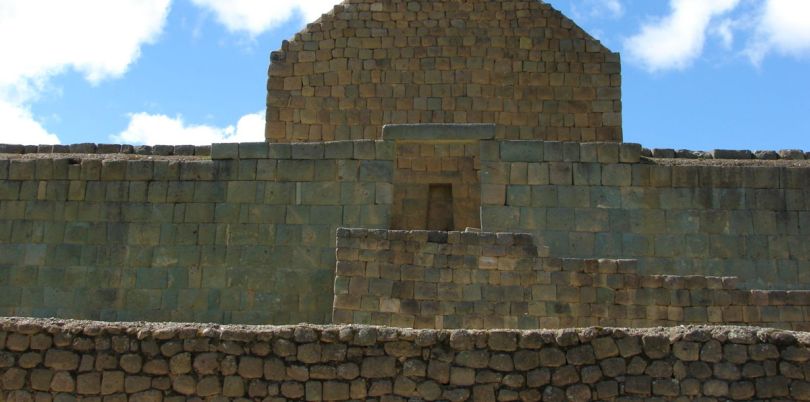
[1,0,810,400]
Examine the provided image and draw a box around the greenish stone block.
[239,142,269,159]
[666,210,700,234]
[244,205,286,224]
[213,160,238,180]
[575,209,609,232]
[580,143,598,162]
[301,225,333,247]
[359,160,393,182]
[621,187,659,210]
[311,206,343,225]
[34,159,53,180]
[264,182,294,204]
[622,233,654,257]
[325,141,353,159]
[530,185,558,208]
[278,160,315,181]
[136,267,168,289]
[563,142,581,162]
[267,143,291,159]
[527,163,549,185]
[0,181,20,200]
[286,206,310,224]
[0,286,23,307]
[479,140,499,161]
[507,185,531,206]
[127,182,148,202]
[236,160,256,180]
[480,206,519,231]
[0,159,8,179]
[194,182,227,203]
[558,186,590,208]
[184,203,215,223]
[376,183,393,205]
[211,143,238,160]
[620,143,642,163]
[101,160,126,181]
[18,181,37,200]
[597,143,620,163]
[9,160,36,180]
[166,181,195,203]
[256,159,277,180]
[548,162,572,185]
[314,160,337,181]
[518,207,546,230]
[573,163,601,186]
[594,232,622,258]
[543,141,563,162]
[341,182,375,205]
[375,140,395,160]
[361,206,389,227]
[500,141,543,162]
[336,160,359,182]
[342,206,362,226]
[654,234,685,257]
[602,164,632,186]
[353,140,376,160]
[227,181,258,203]
[299,182,341,205]
[291,143,325,159]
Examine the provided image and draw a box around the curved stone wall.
[2,318,810,401]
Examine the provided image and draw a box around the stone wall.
[0,142,393,324]
[2,318,810,401]
[265,0,622,142]
[334,228,810,331]
[479,140,810,289]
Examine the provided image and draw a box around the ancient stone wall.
[0,142,393,324]
[479,140,810,289]
[266,0,622,142]
[2,318,810,401]
[334,228,810,331]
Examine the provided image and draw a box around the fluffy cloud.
[111,111,265,145]
[0,101,61,145]
[190,0,337,36]
[747,0,810,64]
[624,0,741,72]
[0,0,171,144]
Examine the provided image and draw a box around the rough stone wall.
[3,318,810,401]
[266,0,622,142]
[479,140,810,289]
[0,141,393,324]
[334,228,810,331]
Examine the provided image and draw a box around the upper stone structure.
[265,0,622,143]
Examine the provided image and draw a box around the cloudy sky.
[0,0,808,150]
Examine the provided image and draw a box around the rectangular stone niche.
[386,124,493,231]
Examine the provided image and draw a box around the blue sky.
[0,0,808,150]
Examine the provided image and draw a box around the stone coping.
[0,143,211,157]
[644,147,809,161]
[382,124,497,141]
[1,317,809,344]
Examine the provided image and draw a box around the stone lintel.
[382,124,496,141]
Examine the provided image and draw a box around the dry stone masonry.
[334,228,810,331]
[265,0,622,142]
[3,318,810,401]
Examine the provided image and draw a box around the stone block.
[563,142,581,162]
[713,149,753,159]
[602,164,631,187]
[153,145,174,156]
[375,140,395,160]
[101,160,126,181]
[580,143,598,162]
[194,145,212,156]
[543,141,563,161]
[325,141,353,159]
[353,140,376,160]
[278,160,314,181]
[620,143,642,163]
[211,143,239,160]
[70,143,97,154]
[652,148,675,158]
[239,142,269,159]
[173,145,195,156]
[597,142,620,163]
[0,144,25,154]
[291,143,325,159]
[779,149,805,160]
[500,141,543,162]
[359,161,393,182]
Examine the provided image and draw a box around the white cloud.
[624,0,741,71]
[0,0,171,144]
[747,0,810,64]
[0,101,61,145]
[190,0,337,36]
[112,111,265,145]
